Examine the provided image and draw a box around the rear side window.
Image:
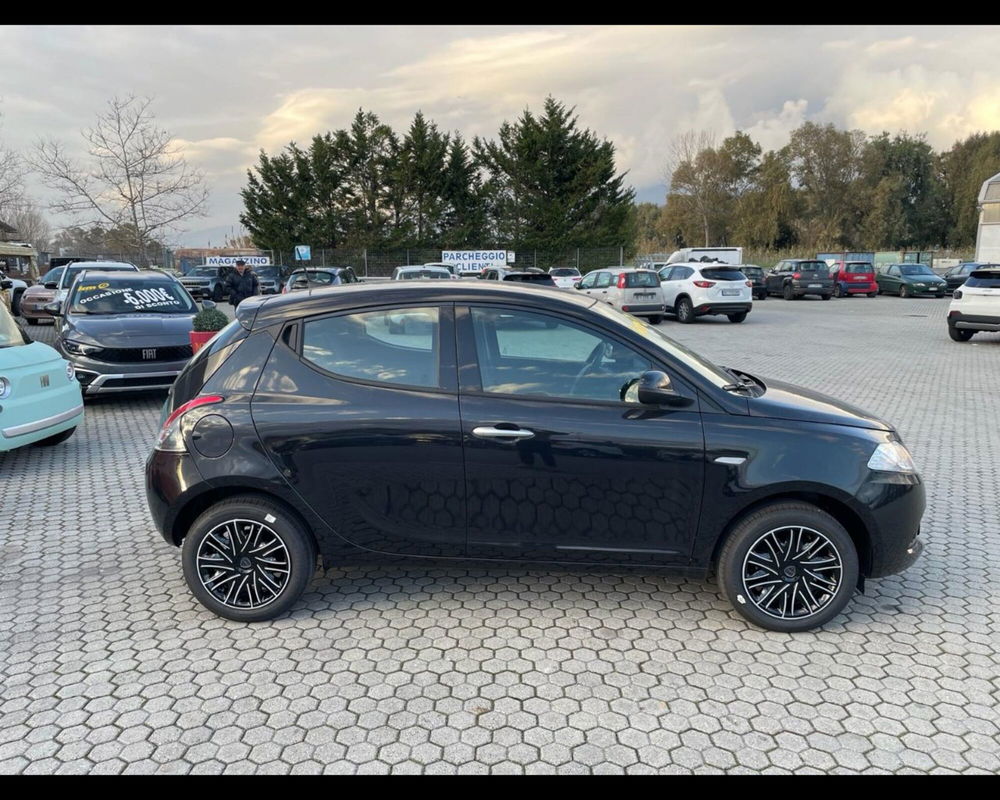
[700,268,746,281]
[302,307,441,388]
[966,272,1000,288]
[624,272,659,288]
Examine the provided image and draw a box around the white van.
[576,268,665,323]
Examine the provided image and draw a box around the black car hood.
[65,313,195,347]
[747,376,892,431]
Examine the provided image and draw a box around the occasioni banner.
[441,250,514,272]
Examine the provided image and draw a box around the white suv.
[576,268,665,323]
[947,265,1000,341]
[657,262,753,324]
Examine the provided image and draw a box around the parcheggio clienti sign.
[441,250,515,272]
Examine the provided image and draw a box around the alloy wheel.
[740,525,843,620]
[196,518,291,609]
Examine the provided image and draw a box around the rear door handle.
[472,426,535,440]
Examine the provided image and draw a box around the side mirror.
[44,282,58,290]
[201,299,217,310]
[574,283,584,290]
[632,370,693,407]
[0,279,11,290]
[43,302,62,316]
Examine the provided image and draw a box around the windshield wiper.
[721,366,757,393]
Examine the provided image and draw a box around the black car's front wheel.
[783,284,795,301]
[182,495,317,622]
[727,312,747,323]
[948,326,974,342]
[717,501,859,632]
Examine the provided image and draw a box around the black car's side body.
[147,283,923,593]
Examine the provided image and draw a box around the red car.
[830,260,878,298]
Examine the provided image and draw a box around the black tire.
[756,290,766,301]
[11,291,22,317]
[647,314,663,325]
[867,292,877,298]
[213,284,225,303]
[181,495,318,622]
[948,326,974,342]
[834,283,843,298]
[783,284,795,301]
[33,426,76,446]
[25,317,39,325]
[899,285,910,298]
[821,293,832,301]
[675,297,695,324]
[727,312,747,323]
[717,501,859,632]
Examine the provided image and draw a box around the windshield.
[63,264,136,287]
[186,267,218,277]
[549,268,581,277]
[399,270,450,280]
[255,266,281,278]
[845,263,872,273]
[701,268,746,281]
[795,261,829,274]
[900,265,934,276]
[588,301,734,389]
[0,303,27,348]
[40,267,63,284]
[742,267,763,277]
[69,279,197,315]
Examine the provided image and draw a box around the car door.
[662,266,691,308]
[251,303,467,558]
[592,270,614,305]
[766,262,784,294]
[456,304,705,565]
[881,265,900,293]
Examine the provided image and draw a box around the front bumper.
[949,312,1000,331]
[0,384,84,451]
[181,283,211,298]
[19,298,56,319]
[858,471,926,578]
[65,353,190,395]
[695,302,752,316]
[910,285,947,296]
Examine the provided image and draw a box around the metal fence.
[263,246,626,277]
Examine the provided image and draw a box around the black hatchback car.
[765,260,834,300]
[52,270,201,395]
[146,282,924,632]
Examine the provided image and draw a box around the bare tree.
[30,95,208,265]
[4,201,50,252]
[663,130,719,246]
[0,115,28,224]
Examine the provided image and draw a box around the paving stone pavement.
[1,295,998,774]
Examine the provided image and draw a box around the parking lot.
[1,293,998,774]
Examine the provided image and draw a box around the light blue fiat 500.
[0,288,83,451]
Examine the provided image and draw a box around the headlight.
[914,283,925,288]
[66,362,76,381]
[867,441,917,473]
[63,339,101,356]
[0,376,10,399]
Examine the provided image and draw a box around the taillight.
[693,280,716,288]
[793,272,801,279]
[617,273,627,289]
[155,395,224,452]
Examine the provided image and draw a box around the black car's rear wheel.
[727,312,747,323]
[783,284,795,301]
[718,501,858,632]
[182,495,317,621]
[647,314,663,325]
[834,284,843,298]
[948,326,974,342]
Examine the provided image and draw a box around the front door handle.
[472,426,535,440]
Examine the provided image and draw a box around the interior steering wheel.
[568,341,609,396]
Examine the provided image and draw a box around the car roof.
[594,267,657,272]
[238,280,598,330]
[64,261,138,270]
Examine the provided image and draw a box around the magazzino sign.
[441,250,515,273]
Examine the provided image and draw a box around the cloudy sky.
[2,24,999,247]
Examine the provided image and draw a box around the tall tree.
[398,112,449,246]
[440,134,485,247]
[474,97,634,251]
[241,144,314,254]
[31,95,208,265]
[937,132,1000,247]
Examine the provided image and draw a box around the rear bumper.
[949,312,1000,331]
[146,449,206,544]
[695,302,752,316]
[622,304,666,315]
[839,281,877,293]
[791,283,833,296]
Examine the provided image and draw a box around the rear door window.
[302,307,443,389]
